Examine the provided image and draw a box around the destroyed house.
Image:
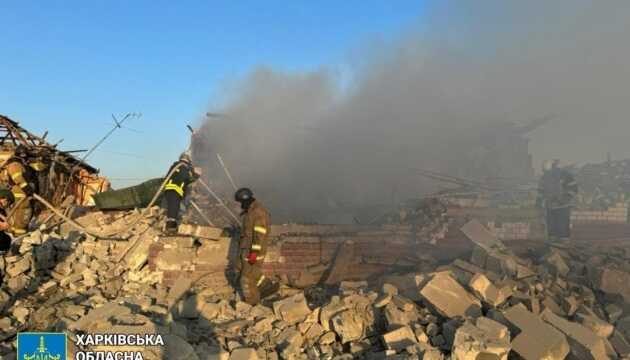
[0,115,110,208]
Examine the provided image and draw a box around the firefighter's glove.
[247,252,258,265]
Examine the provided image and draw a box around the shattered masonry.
[1,118,630,359]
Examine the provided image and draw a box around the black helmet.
[14,145,28,158]
[234,187,254,203]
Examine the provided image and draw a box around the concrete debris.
[382,326,417,352]
[471,245,535,280]
[419,271,482,318]
[460,220,505,251]
[546,250,572,277]
[468,273,511,307]
[540,308,608,360]
[589,267,630,304]
[2,194,630,360]
[502,304,570,360]
[575,306,615,339]
[452,318,510,360]
[332,309,365,343]
[272,293,311,325]
[228,348,259,360]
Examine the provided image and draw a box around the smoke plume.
[194,0,630,223]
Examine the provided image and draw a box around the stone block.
[420,271,482,318]
[125,235,154,271]
[69,303,133,331]
[468,273,510,307]
[541,308,608,360]
[229,348,259,360]
[319,297,348,332]
[544,251,570,277]
[332,309,365,344]
[382,283,399,296]
[384,303,410,329]
[6,257,30,277]
[378,273,425,302]
[167,276,193,307]
[382,326,417,352]
[452,319,510,360]
[273,293,311,325]
[154,248,195,271]
[461,220,504,247]
[502,304,569,360]
[178,224,224,239]
[575,306,614,339]
[589,267,630,304]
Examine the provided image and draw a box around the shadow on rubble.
[149,231,242,357]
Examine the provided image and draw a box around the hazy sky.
[0,1,425,186]
[191,0,630,222]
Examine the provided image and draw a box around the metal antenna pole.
[62,112,140,197]
[197,178,241,225]
[217,153,238,191]
[190,199,215,226]
[81,113,139,163]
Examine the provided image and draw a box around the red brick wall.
[147,224,436,286]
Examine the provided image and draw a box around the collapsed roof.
[0,114,103,207]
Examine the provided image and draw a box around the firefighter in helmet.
[0,187,32,255]
[539,159,578,241]
[0,146,34,237]
[234,187,279,305]
[163,151,201,235]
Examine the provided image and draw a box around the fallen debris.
[0,190,630,360]
[419,271,482,318]
[502,304,570,360]
[452,318,511,360]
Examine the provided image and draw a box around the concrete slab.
[540,308,608,360]
[420,271,482,318]
[502,304,569,360]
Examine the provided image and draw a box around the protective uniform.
[0,159,33,236]
[235,194,277,305]
[0,189,15,254]
[163,153,199,234]
[539,161,577,240]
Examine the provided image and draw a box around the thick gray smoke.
[194,1,630,223]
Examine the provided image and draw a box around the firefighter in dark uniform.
[0,147,34,237]
[234,187,279,305]
[163,152,200,235]
[539,159,578,241]
[0,188,16,255]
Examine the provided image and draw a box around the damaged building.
[0,115,111,209]
[0,116,630,360]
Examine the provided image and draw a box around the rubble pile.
[1,210,630,359]
[0,208,166,356]
[575,160,630,210]
[378,198,450,245]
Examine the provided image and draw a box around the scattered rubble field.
[1,205,630,360]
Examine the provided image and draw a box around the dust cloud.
[193,0,630,223]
